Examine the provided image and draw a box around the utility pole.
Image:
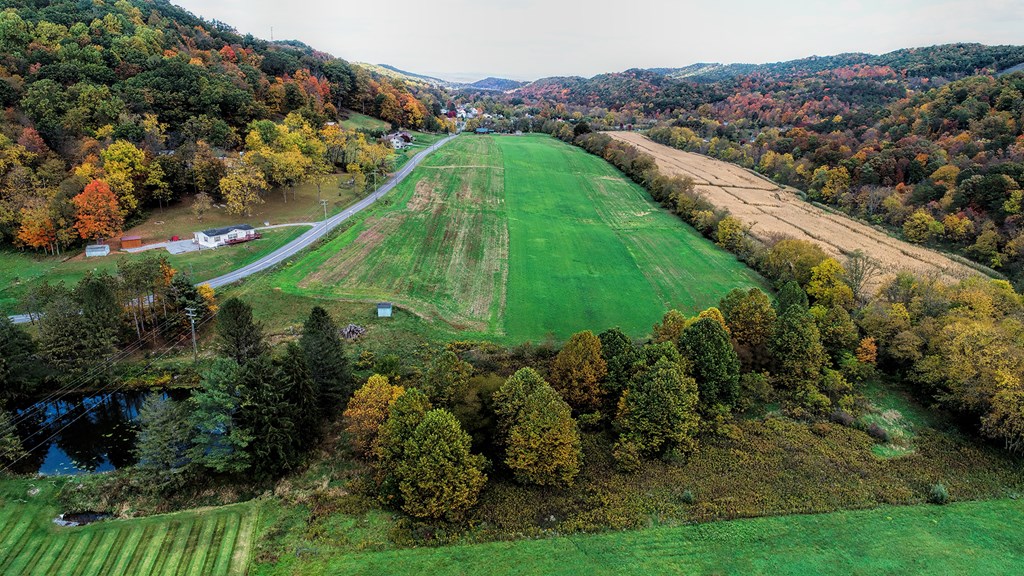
[185,307,198,363]
[320,199,328,220]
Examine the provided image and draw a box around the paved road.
[7,134,456,324]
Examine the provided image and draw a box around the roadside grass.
[393,132,447,169]
[339,111,391,132]
[0,478,257,576]
[256,498,1024,575]
[269,134,764,343]
[1,227,306,315]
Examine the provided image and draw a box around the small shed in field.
[85,244,110,258]
[377,302,393,318]
[120,235,143,249]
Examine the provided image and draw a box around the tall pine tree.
[217,298,268,365]
[299,306,352,411]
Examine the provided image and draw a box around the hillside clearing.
[608,132,979,289]
[271,134,764,341]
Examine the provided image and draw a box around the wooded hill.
[0,0,450,248]
[481,44,1024,288]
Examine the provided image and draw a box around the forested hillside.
[0,0,450,251]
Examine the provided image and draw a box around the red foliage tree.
[73,180,124,242]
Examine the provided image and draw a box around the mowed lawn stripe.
[211,511,242,575]
[182,513,218,575]
[75,528,119,576]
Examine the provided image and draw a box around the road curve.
[7,134,457,324]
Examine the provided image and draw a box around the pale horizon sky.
[171,0,1024,82]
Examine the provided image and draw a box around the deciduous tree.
[550,330,607,411]
[72,180,123,241]
[395,409,487,520]
[343,374,404,457]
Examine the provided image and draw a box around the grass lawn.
[0,479,257,576]
[124,175,362,246]
[270,134,764,342]
[257,498,1024,575]
[1,227,305,314]
[339,111,391,132]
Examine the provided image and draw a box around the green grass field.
[1,227,305,314]
[0,480,256,576]
[260,498,1024,575]
[339,111,391,132]
[271,134,764,341]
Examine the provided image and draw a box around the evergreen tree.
[217,297,268,365]
[75,271,121,348]
[299,306,352,411]
[189,359,252,475]
[395,409,487,520]
[38,295,106,382]
[277,342,320,450]
[375,388,432,503]
[0,407,25,468]
[135,393,192,490]
[770,306,828,391]
[236,354,298,478]
[0,316,42,402]
[776,280,809,314]
[505,384,582,486]
[615,357,700,458]
[679,317,741,412]
[550,330,607,411]
[421,349,473,407]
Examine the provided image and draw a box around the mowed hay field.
[609,132,980,289]
[0,481,257,576]
[274,134,763,341]
[262,498,1024,575]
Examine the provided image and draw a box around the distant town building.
[194,224,258,249]
[377,302,393,318]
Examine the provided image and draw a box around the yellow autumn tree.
[550,331,607,411]
[220,160,267,216]
[342,374,405,457]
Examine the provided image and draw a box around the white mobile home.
[194,224,258,249]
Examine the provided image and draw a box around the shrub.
[830,410,856,427]
[866,422,891,443]
[681,489,695,504]
[929,483,949,505]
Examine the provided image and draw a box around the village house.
[383,131,413,149]
[194,224,259,249]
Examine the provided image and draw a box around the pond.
[10,390,184,476]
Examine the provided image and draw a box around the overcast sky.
[172,0,1024,82]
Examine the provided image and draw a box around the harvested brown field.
[608,132,980,288]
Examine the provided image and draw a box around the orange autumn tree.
[73,180,124,242]
[17,205,57,253]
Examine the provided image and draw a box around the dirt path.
[608,132,979,289]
